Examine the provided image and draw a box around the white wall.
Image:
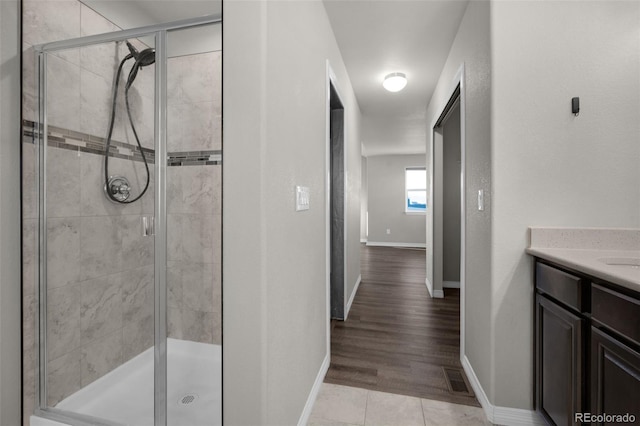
[344,92,362,314]
[428,0,640,415]
[490,0,640,409]
[223,1,361,424]
[360,156,367,241]
[425,0,493,403]
[367,154,426,246]
[0,0,23,424]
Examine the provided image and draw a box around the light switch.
[478,190,484,211]
[296,186,310,211]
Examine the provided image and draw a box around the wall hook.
[572,97,580,116]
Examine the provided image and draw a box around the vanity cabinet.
[535,263,587,426]
[534,260,640,426]
[590,284,640,425]
[590,327,640,425]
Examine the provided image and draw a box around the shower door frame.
[33,15,221,426]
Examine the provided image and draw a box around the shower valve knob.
[117,184,130,194]
[105,176,131,202]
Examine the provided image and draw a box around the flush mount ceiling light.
[383,72,407,92]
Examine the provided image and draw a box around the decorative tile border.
[23,120,156,163]
[168,151,222,166]
[22,120,221,166]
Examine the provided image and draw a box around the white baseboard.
[461,356,545,426]
[492,405,546,426]
[443,281,460,289]
[366,241,426,248]
[298,354,330,426]
[360,238,367,243]
[344,274,361,320]
[424,278,444,298]
[425,278,433,297]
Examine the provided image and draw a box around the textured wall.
[366,154,426,245]
[490,0,640,409]
[223,0,361,423]
[344,89,362,317]
[426,0,640,414]
[0,0,23,424]
[425,0,492,406]
[360,156,367,241]
[167,51,222,345]
[265,2,361,422]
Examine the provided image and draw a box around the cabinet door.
[536,294,585,426]
[591,327,640,425]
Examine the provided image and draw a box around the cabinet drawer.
[536,262,586,312]
[592,284,640,346]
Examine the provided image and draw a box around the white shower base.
[33,338,221,426]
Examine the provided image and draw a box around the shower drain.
[178,393,199,406]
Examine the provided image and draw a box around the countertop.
[526,227,640,293]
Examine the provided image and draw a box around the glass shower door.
[34,16,221,426]
[165,23,222,426]
[38,36,157,425]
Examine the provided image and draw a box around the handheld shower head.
[104,40,154,204]
[137,47,156,67]
[125,40,156,67]
[123,40,156,90]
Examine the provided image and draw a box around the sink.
[598,257,640,268]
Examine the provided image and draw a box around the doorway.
[329,82,346,320]
[428,67,466,358]
[431,84,462,298]
[441,101,461,291]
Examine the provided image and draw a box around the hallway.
[325,245,478,407]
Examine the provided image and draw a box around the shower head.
[123,40,156,90]
[137,47,156,67]
[125,41,156,67]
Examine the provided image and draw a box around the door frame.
[325,61,348,353]
[428,63,466,358]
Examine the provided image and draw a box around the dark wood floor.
[325,245,480,407]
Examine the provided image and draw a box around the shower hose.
[104,41,153,204]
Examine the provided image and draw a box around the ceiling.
[82,0,220,29]
[81,0,221,56]
[323,0,469,156]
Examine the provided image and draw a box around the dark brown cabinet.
[534,259,640,426]
[535,261,588,426]
[536,294,585,426]
[590,327,640,425]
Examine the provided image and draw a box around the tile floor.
[308,383,491,426]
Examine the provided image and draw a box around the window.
[405,168,427,213]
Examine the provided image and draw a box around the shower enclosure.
[31,15,221,426]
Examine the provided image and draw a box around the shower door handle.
[142,216,155,237]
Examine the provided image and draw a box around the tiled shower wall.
[166,51,222,345]
[21,0,221,419]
